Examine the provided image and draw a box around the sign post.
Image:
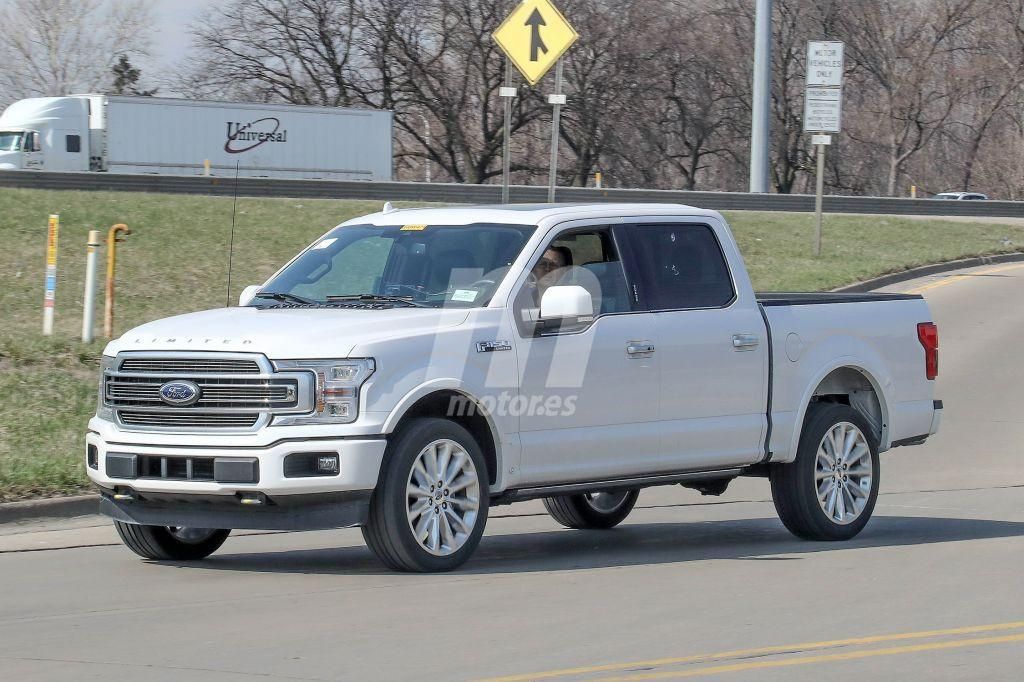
[500,62,516,204]
[493,0,578,203]
[804,41,844,256]
[547,60,565,202]
[42,214,59,336]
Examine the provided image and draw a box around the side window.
[66,135,81,153]
[514,228,632,336]
[630,224,735,310]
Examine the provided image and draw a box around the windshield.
[255,222,536,308]
[0,132,22,152]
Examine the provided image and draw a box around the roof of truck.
[343,203,721,227]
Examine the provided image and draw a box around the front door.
[513,224,661,486]
[22,131,43,169]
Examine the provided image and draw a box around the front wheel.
[114,522,230,560]
[362,418,489,572]
[770,402,880,541]
[543,490,640,529]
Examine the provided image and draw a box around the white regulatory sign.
[804,87,842,133]
[806,41,844,87]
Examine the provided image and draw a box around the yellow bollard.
[104,224,131,339]
[911,185,917,199]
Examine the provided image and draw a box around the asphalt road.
[2,262,1023,681]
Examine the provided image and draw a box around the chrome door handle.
[627,342,656,356]
[732,333,760,351]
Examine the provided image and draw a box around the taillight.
[917,322,938,380]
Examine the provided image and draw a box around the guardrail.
[2,169,1022,217]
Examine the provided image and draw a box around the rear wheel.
[771,402,880,541]
[362,418,489,572]
[543,490,639,529]
[114,522,230,560]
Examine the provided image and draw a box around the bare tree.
[182,0,361,105]
[946,0,1024,190]
[0,0,153,103]
[377,0,545,183]
[841,0,981,196]
[552,0,659,186]
[167,0,1024,197]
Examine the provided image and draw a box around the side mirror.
[540,285,593,320]
[239,285,261,306]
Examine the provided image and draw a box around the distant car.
[932,191,988,200]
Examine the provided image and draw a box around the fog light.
[317,455,340,474]
[87,444,98,470]
[283,452,340,478]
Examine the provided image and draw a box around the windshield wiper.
[253,291,320,306]
[325,294,428,308]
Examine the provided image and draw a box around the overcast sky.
[149,0,207,74]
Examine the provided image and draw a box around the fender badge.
[476,340,512,353]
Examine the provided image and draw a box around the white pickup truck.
[87,204,942,571]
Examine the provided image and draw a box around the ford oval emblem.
[159,381,201,407]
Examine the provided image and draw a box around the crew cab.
[88,204,942,571]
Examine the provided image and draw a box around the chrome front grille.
[105,353,313,432]
[106,377,297,408]
[119,412,261,428]
[118,358,261,374]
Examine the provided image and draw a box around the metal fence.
[2,169,1022,217]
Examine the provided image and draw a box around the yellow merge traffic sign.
[493,0,579,85]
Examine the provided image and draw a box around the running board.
[492,468,745,506]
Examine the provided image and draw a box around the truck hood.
[106,306,472,359]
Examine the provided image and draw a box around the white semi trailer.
[0,95,393,180]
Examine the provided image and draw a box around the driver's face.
[534,248,566,279]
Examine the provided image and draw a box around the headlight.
[271,359,375,425]
[96,355,117,421]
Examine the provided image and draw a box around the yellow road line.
[906,262,1024,295]
[601,633,1024,680]
[478,620,1024,682]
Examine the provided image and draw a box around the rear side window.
[66,135,81,153]
[630,224,734,310]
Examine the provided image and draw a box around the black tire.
[770,402,880,541]
[113,522,230,560]
[543,489,640,529]
[362,418,490,572]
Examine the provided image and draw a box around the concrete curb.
[833,252,1024,293]
[0,494,99,525]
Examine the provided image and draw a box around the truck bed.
[758,290,936,459]
[757,292,923,306]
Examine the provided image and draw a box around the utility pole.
[749,0,772,193]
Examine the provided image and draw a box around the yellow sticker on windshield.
[401,224,428,231]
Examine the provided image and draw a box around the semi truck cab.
[0,97,92,171]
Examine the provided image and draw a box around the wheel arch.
[383,382,501,488]
[789,361,892,460]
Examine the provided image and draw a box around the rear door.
[624,219,768,470]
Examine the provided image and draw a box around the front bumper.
[98,489,371,530]
[86,425,388,530]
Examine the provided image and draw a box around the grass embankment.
[1,186,1021,500]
